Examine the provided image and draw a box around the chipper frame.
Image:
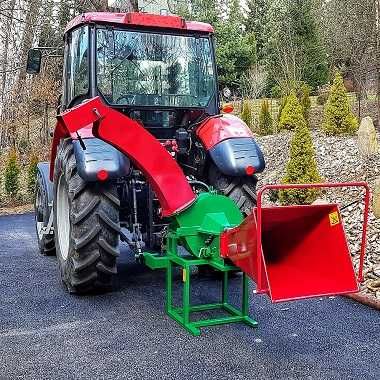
[56,97,370,336]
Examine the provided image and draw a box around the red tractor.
[28,12,265,294]
[28,12,370,336]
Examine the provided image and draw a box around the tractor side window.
[66,27,89,106]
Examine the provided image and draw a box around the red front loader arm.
[53,97,196,217]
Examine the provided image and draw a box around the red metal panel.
[263,204,358,302]
[221,182,370,303]
[220,213,269,293]
[256,183,370,285]
[71,125,94,139]
[222,204,359,302]
[185,21,214,33]
[56,97,196,217]
[65,12,214,34]
[196,114,254,150]
[126,12,184,29]
[49,119,69,181]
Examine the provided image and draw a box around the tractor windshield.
[96,29,216,108]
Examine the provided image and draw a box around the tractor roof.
[65,12,214,35]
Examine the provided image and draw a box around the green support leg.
[243,273,248,315]
[166,260,172,314]
[242,273,258,328]
[182,266,190,325]
[222,271,228,305]
[165,258,257,336]
[147,232,258,336]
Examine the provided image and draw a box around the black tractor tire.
[208,164,257,216]
[34,170,55,256]
[53,139,120,294]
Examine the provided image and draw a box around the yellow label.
[182,268,187,282]
[329,211,340,226]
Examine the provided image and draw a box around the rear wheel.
[208,164,257,216]
[54,140,120,294]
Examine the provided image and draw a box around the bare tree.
[322,0,376,99]
[376,0,380,126]
[107,0,138,11]
[272,29,304,94]
[240,64,267,100]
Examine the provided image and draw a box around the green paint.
[143,253,169,270]
[173,192,243,258]
[143,192,258,336]
[164,249,258,336]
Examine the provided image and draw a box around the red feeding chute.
[221,183,370,303]
[57,97,196,217]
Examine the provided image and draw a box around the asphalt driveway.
[0,213,378,379]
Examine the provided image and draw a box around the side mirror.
[222,87,232,100]
[26,49,42,74]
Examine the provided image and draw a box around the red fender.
[49,119,70,181]
[49,122,94,182]
[196,114,254,150]
[54,97,196,217]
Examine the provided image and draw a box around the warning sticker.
[182,268,187,283]
[329,211,340,226]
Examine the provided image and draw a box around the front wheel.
[53,140,120,294]
[208,164,257,216]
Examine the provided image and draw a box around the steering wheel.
[115,94,136,104]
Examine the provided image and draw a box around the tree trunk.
[107,1,139,11]
[0,0,16,117]
[17,0,43,91]
[377,0,380,130]
[89,0,109,11]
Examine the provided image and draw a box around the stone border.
[345,293,380,311]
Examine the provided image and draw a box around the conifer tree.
[277,96,287,123]
[264,0,328,91]
[277,84,311,125]
[322,72,359,135]
[299,84,311,122]
[245,0,269,59]
[240,100,254,130]
[258,99,273,135]
[4,150,20,198]
[279,121,322,205]
[278,91,305,131]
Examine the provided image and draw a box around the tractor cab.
[30,12,219,139]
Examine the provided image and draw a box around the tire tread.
[54,139,120,294]
[208,164,257,215]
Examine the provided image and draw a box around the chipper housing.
[56,96,370,336]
